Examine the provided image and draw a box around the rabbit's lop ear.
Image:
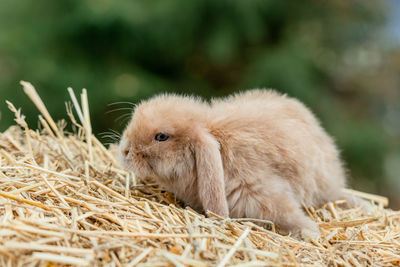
[194,129,229,218]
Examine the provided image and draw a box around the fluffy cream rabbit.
[118,89,364,239]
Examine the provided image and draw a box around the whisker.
[100,135,120,142]
[107,101,136,106]
[99,130,121,137]
[121,119,130,126]
[105,107,134,114]
[119,118,132,127]
[104,142,118,147]
[98,131,121,138]
[116,113,132,124]
[108,129,122,136]
[98,130,122,143]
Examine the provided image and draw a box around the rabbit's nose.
[120,139,131,157]
[122,147,129,156]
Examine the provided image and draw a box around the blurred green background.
[1,0,399,207]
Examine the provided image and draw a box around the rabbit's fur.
[119,89,363,239]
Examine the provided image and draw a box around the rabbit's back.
[208,89,346,211]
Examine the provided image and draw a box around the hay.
[0,82,399,266]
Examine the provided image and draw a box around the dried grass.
[0,81,399,266]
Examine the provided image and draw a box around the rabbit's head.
[119,94,229,217]
[119,95,206,179]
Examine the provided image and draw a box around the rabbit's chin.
[119,157,132,170]
[118,157,147,179]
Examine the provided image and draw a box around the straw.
[0,82,399,266]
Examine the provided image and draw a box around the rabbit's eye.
[155,133,169,142]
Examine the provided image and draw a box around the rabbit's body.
[210,91,346,208]
[119,89,359,239]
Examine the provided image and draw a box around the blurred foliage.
[0,0,399,206]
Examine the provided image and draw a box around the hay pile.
[0,82,399,266]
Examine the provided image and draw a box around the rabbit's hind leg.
[241,186,320,241]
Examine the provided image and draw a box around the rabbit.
[118,89,367,240]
